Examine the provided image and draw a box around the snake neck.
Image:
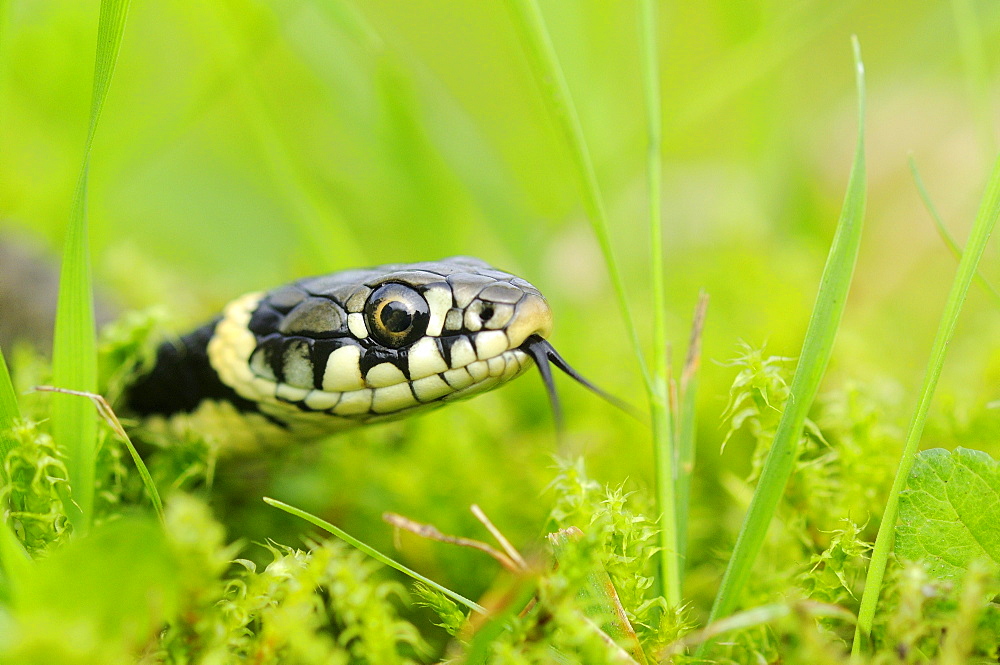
[125,318,260,419]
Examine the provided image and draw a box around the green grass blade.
[50,0,132,534]
[50,173,99,532]
[909,157,1000,305]
[37,387,163,523]
[675,293,708,582]
[0,514,30,605]
[852,154,1000,655]
[705,37,867,629]
[950,0,997,161]
[0,350,29,604]
[637,0,681,605]
[263,497,485,614]
[503,0,649,391]
[0,346,19,465]
[0,348,28,603]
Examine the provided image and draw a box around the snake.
[124,256,614,452]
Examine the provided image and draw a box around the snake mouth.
[518,334,637,427]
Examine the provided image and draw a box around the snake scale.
[124,257,608,452]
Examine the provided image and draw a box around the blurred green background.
[2,0,1000,613]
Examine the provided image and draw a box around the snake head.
[208,257,557,440]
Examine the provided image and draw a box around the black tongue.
[519,334,639,428]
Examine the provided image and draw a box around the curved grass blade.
[852,150,1000,656]
[36,387,163,524]
[502,0,648,390]
[263,497,485,614]
[0,349,29,604]
[704,37,867,633]
[0,347,18,464]
[675,293,708,581]
[0,515,30,606]
[909,156,1000,305]
[50,0,132,534]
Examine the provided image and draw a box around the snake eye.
[364,283,431,348]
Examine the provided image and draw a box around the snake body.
[126,257,553,451]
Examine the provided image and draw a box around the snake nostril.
[479,305,494,322]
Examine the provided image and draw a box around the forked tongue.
[519,334,639,428]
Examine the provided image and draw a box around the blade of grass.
[0,349,29,605]
[503,0,649,390]
[505,0,682,605]
[675,293,708,582]
[0,514,30,605]
[36,387,162,523]
[704,37,867,632]
[263,497,485,614]
[852,153,1000,655]
[637,0,681,605]
[0,346,19,465]
[909,156,1000,305]
[50,0,132,534]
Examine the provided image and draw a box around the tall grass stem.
[264,497,486,614]
[503,0,650,391]
[853,152,1000,654]
[637,0,681,605]
[51,0,132,534]
[704,37,867,632]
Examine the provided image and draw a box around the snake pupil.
[364,282,431,348]
[381,302,413,332]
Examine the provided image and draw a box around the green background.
[2,0,999,612]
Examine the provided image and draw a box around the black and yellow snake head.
[206,257,555,442]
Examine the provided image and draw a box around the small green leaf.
[896,448,1000,579]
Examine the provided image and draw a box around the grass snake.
[125,256,618,451]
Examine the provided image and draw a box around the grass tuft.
[705,36,867,629]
